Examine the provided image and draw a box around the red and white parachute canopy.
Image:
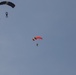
[32,36,43,41]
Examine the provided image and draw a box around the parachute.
[32,36,43,46]
[0,1,15,8]
[32,36,43,41]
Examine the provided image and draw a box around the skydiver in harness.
[5,12,8,18]
[36,43,38,46]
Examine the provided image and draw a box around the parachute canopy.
[0,1,15,8]
[32,36,43,41]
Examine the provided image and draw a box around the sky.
[0,0,76,75]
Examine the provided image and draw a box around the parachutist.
[36,43,38,46]
[5,12,8,18]
[32,36,42,46]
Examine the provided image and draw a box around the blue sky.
[0,0,76,75]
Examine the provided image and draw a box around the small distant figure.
[5,12,8,18]
[36,43,38,46]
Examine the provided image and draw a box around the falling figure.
[36,43,38,46]
[5,12,8,18]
